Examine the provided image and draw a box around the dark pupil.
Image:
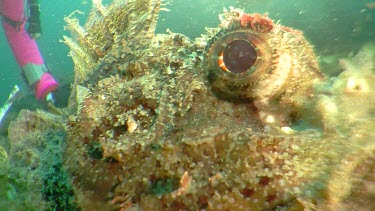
[223,40,257,74]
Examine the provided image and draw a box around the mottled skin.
[205,8,324,127]
[5,0,375,210]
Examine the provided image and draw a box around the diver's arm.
[1,0,58,100]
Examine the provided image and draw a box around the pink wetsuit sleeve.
[1,0,44,67]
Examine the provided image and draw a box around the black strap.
[0,13,23,31]
[27,0,42,38]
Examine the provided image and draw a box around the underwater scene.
[0,0,374,210]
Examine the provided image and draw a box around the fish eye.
[205,31,271,81]
[204,30,272,101]
[218,39,257,74]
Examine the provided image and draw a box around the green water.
[0,0,91,106]
[1,0,374,106]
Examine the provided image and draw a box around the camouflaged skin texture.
[5,0,375,210]
[204,8,324,127]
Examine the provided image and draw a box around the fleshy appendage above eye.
[205,30,272,101]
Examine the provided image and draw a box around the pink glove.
[34,73,59,100]
[2,0,59,101]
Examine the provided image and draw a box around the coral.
[1,110,77,210]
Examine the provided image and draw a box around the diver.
[0,0,59,103]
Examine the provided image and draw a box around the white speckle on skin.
[127,116,137,133]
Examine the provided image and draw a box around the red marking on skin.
[240,13,273,33]
[241,188,255,198]
[266,194,277,202]
[259,176,271,186]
